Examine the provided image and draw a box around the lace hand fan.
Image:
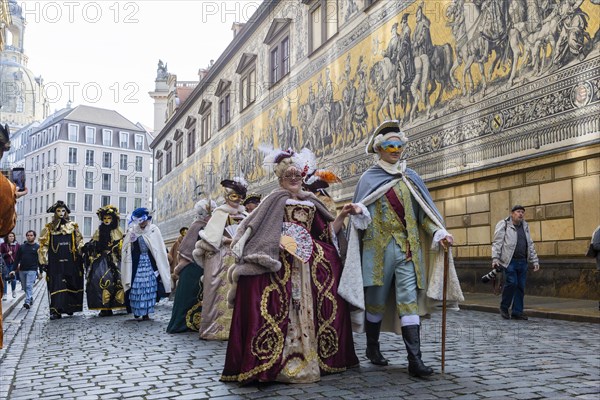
[280,222,313,263]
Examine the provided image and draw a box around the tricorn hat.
[47,200,71,214]
[243,193,262,206]
[96,205,120,221]
[365,120,408,154]
[221,177,248,198]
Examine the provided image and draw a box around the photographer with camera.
[491,205,540,320]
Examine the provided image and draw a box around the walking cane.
[441,244,451,373]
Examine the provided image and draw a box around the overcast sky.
[20,0,262,131]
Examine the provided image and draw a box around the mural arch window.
[156,150,163,181]
[199,99,212,145]
[216,79,232,130]
[308,0,338,53]
[237,53,257,111]
[174,129,184,166]
[264,18,291,86]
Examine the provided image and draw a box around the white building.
[22,104,153,240]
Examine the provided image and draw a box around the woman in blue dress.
[121,208,171,320]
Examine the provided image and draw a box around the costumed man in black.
[242,193,262,214]
[83,205,125,317]
[38,201,84,320]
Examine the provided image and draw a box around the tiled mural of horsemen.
[151,0,599,235]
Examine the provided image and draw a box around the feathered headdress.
[96,205,120,222]
[220,176,248,197]
[302,149,342,192]
[194,198,218,219]
[260,146,315,178]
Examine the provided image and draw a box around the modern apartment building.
[22,104,153,241]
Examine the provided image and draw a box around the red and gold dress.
[222,199,358,383]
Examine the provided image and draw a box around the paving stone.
[1,285,598,400]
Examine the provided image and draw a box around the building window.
[201,113,211,145]
[218,94,231,129]
[85,126,96,144]
[119,175,127,192]
[134,135,144,150]
[102,129,112,146]
[120,154,128,170]
[364,0,380,9]
[134,198,142,209]
[85,150,94,166]
[101,195,110,207]
[240,68,256,111]
[85,171,94,189]
[119,219,126,232]
[309,0,338,53]
[68,147,77,164]
[84,217,92,236]
[67,193,76,212]
[135,156,143,172]
[119,132,129,148]
[187,129,196,156]
[134,177,142,194]
[119,197,127,214]
[102,152,112,168]
[102,173,111,191]
[84,194,93,211]
[175,139,183,166]
[68,170,77,188]
[156,157,163,181]
[165,150,172,174]
[271,36,290,85]
[68,124,79,142]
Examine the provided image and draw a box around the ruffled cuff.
[433,229,450,244]
[351,203,371,230]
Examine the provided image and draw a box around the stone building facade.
[150,0,600,298]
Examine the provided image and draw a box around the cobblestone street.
[1,283,599,399]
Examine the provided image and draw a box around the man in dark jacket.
[15,231,40,309]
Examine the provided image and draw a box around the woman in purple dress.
[222,148,360,384]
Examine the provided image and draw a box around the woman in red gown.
[222,148,360,384]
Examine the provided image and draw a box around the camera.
[481,266,503,283]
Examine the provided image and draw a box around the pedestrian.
[1,232,21,299]
[221,148,359,384]
[192,177,248,340]
[38,201,85,320]
[14,230,39,309]
[167,198,216,333]
[241,193,262,213]
[585,225,600,269]
[492,205,540,320]
[121,208,171,321]
[83,205,125,317]
[341,120,463,377]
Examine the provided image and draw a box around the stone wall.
[427,145,600,299]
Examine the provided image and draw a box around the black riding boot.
[365,320,389,366]
[401,325,434,377]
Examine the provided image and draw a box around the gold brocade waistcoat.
[284,203,316,230]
